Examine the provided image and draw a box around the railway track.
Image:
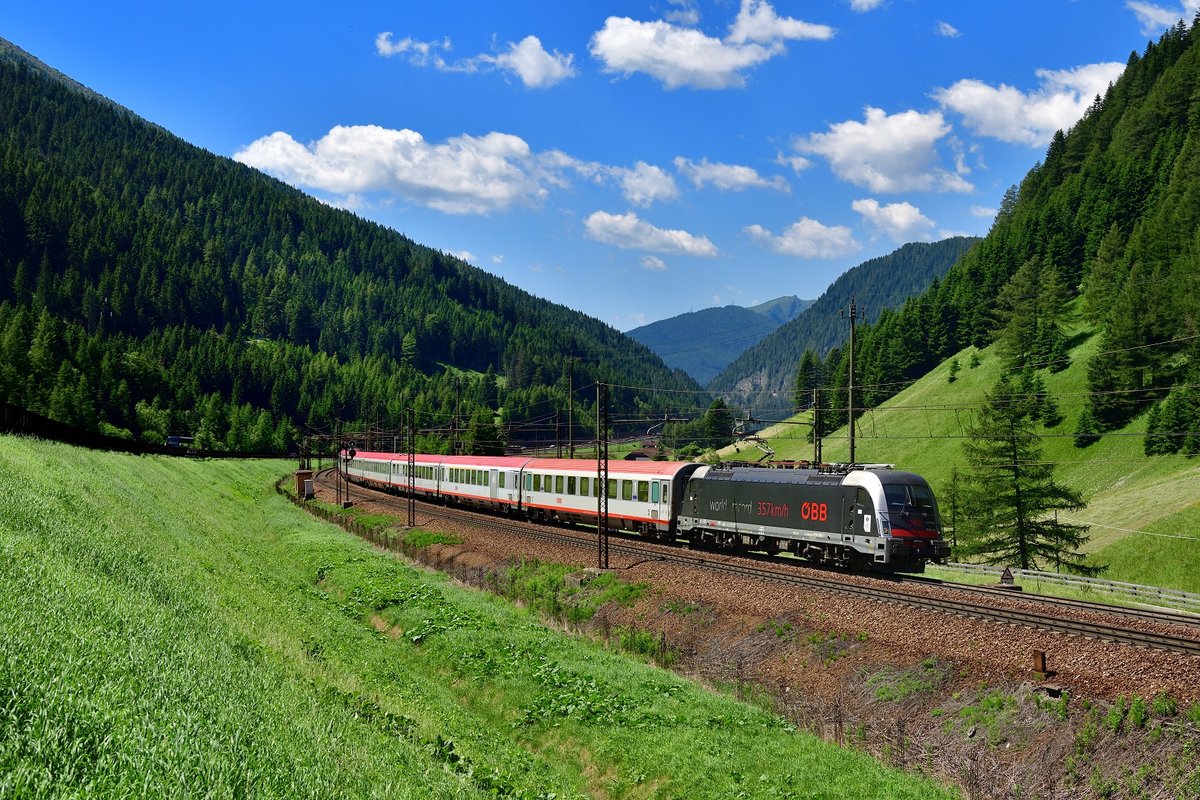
[314,469,1200,658]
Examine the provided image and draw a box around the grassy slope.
[733,318,1200,593]
[0,436,955,799]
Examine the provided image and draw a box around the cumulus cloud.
[796,107,972,193]
[935,20,961,38]
[640,255,668,271]
[1126,1,1199,35]
[935,61,1125,146]
[850,0,885,10]
[852,198,935,242]
[617,162,680,206]
[565,158,679,206]
[590,0,832,90]
[235,125,558,215]
[585,211,718,256]
[970,205,997,218]
[744,217,860,258]
[377,31,575,88]
[727,0,836,43]
[674,157,788,191]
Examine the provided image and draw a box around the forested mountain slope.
[709,237,979,419]
[626,296,811,385]
[807,18,1200,446]
[0,38,700,451]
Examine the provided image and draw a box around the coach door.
[489,469,498,501]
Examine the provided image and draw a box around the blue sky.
[4,1,1198,331]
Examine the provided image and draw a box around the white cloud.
[665,0,701,26]
[488,36,577,88]
[727,0,836,44]
[375,32,452,65]
[640,255,668,271]
[1126,1,1199,35]
[491,254,505,264]
[935,61,1125,146]
[674,157,788,191]
[450,250,476,262]
[377,31,575,89]
[585,211,718,256]
[618,162,680,206]
[935,20,961,38]
[744,217,860,258]
[850,0,885,10]
[970,205,997,218]
[590,1,832,90]
[235,125,558,215]
[776,153,813,174]
[852,198,935,242]
[796,106,972,193]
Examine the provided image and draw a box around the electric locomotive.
[678,464,950,572]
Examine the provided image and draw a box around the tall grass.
[0,436,956,799]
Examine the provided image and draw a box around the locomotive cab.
[874,472,952,566]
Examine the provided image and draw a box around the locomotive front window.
[885,482,940,528]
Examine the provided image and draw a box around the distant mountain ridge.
[708,237,980,418]
[626,296,812,385]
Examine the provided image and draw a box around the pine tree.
[959,375,1103,575]
[793,349,821,411]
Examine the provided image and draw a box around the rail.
[939,562,1200,613]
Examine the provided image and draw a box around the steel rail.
[314,470,1200,657]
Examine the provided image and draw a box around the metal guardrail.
[938,562,1200,612]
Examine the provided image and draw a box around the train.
[340,450,951,573]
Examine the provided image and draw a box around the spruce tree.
[960,375,1103,575]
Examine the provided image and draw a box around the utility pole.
[841,297,863,465]
[812,386,822,466]
[567,356,575,458]
[406,408,416,528]
[596,382,609,570]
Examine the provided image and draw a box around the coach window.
[555,475,564,494]
[636,481,649,502]
[499,472,506,489]
[525,473,532,491]
[567,476,576,495]
[533,474,542,492]
[580,477,589,496]
[607,479,617,498]
[621,480,633,501]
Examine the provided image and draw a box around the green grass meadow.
[737,320,1200,594]
[0,436,956,799]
